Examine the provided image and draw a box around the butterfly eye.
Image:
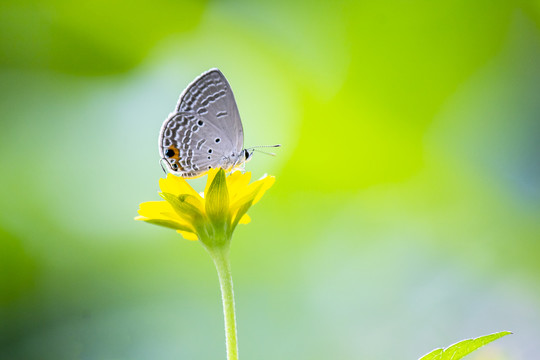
[165,149,175,157]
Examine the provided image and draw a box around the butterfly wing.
[159,69,245,178]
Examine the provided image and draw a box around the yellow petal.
[228,174,275,228]
[137,200,195,228]
[159,173,202,200]
[137,201,174,218]
[176,230,199,241]
[252,175,275,205]
[228,179,264,228]
[238,214,251,224]
[227,170,252,204]
[204,167,221,199]
[230,181,263,211]
[229,174,274,210]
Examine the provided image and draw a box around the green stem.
[209,245,239,360]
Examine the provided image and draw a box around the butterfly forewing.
[159,69,245,178]
[176,69,243,152]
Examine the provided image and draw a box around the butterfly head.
[229,149,253,172]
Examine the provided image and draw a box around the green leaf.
[419,331,512,360]
[205,168,230,228]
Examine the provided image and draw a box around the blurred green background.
[1,0,540,359]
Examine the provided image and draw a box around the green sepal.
[230,181,263,212]
[231,200,253,232]
[228,181,264,232]
[160,193,205,223]
[205,168,230,232]
[140,218,194,232]
[419,331,511,360]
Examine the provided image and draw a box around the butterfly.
[159,68,279,178]
[159,69,252,178]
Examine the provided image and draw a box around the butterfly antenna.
[249,144,281,149]
[253,149,277,156]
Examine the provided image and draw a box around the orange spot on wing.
[167,146,184,171]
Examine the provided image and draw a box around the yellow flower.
[135,168,275,244]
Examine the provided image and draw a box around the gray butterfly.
[159,68,251,178]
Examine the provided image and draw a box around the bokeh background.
[1,0,540,359]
